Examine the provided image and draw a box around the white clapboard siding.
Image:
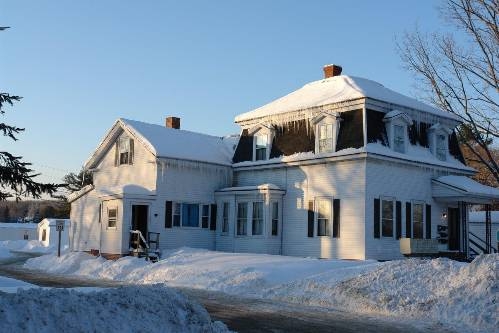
[70,189,101,252]
[152,160,233,251]
[234,159,367,259]
[364,158,455,260]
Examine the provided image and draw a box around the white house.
[37,218,71,248]
[69,64,499,260]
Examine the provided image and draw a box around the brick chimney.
[323,64,342,79]
[166,116,180,129]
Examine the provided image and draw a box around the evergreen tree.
[63,168,93,193]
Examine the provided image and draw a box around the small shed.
[0,223,38,241]
[37,219,71,248]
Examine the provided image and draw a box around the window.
[201,204,210,228]
[41,229,47,242]
[182,204,199,227]
[381,199,394,237]
[255,135,268,161]
[118,136,130,165]
[108,208,117,228]
[271,202,279,236]
[393,125,405,153]
[413,203,424,239]
[173,203,181,227]
[318,123,334,153]
[252,202,263,235]
[317,198,331,236]
[222,202,229,233]
[436,134,447,161]
[237,202,248,236]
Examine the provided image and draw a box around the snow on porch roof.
[121,118,235,166]
[235,75,460,123]
[432,176,499,201]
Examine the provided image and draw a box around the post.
[58,229,62,257]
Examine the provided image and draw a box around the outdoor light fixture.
[442,212,447,219]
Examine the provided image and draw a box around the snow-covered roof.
[120,119,235,166]
[67,184,94,203]
[0,223,38,229]
[433,176,499,200]
[85,118,237,169]
[39,219,71,227]
[235,75,460,123]
[216,183,283,192]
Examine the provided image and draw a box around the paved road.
[0,254,456,333]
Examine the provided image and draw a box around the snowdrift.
[0,285,230,333]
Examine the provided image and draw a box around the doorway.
[131,205,148,239]
[448,207,460,251]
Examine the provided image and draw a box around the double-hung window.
[393,125,405,153]
[381,199,394,237]
[413,202,424,239]
[118,136,130,165]
[436,134,447,161]
[182,204,199,227]
[222,202,229,233]
[173,203,181,227]
[271,202,279,236]
[252,202,263,235]
[255,135,268,161]
[317,198,331,236]
[318,123,334,153]
[108,208,117,228]
[237,203,248,236]
[201,204,210,228]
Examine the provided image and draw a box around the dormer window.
[383,110,412,154]
[428,123,451,161]
[249,125,273,161]
[393,125,406,153]
[255,134,268,161]
[313,112,340,154]
[318,123,334,153]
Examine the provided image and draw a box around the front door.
[448,207,460,251]
[131,205,148,240]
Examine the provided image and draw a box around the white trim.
[315,196,333,237]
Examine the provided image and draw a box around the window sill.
[106,227,117,231]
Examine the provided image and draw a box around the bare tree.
[398,0,499,183]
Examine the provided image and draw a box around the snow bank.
[0,285,230,333]
[0,240,55,254]
[24,249,498,333]
[0,276,37,293]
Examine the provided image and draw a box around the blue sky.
[1,1,445,184]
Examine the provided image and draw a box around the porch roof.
[432,176,499,204]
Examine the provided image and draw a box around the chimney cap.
[323,64,342,79]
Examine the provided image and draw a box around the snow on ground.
[0,285,231,333]
[24,248,498,333]
[0,240,55,255]
[0,276,37,293]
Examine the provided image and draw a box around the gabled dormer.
[383,110,412,154]
[311,112,341,154]
[428,123,452,161]
[248,124,275,161]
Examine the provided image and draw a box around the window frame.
[435,133,447,161]
[251,201,264,236]
[172,202,181,227]
[236,202,248,236]
[271,201,279,236]
[316,197,332,237]
[314,115,339,154]
[181,203,200,228]
[393,125,406,153]
[221,202,230,234]
[201,204,210,229]
[380,197,395,238]
[118,135,130,165]
[107,207,118,229]
[383,111,412,155]
[412,201,425,239]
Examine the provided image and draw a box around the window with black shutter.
[396,201,402,239]
[405,202,412,237]
[165,201,172,228]
[373,198,380,238]
[210,204,217,230]
[307,201,314,237]
[426,204,432,239]
[333,199,340,238]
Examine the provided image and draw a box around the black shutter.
[333,199,340,238]
[210,204,217,231]
[406,202,412,238]
[307,200,314,237]
[373,198,380,238]
[114,142,119,166]
[129,139,134,165]
[396,201,402,239]
[165,201,172,228]
[426,204,432,239]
